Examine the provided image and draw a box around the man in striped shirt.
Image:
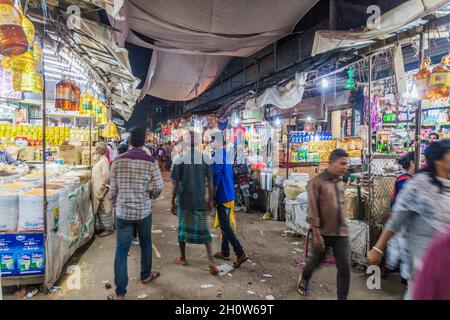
[108,126,164,300]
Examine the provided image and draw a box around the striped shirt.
[109,148,164,221]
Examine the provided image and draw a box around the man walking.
[170,131,220,274]
[298,149,351,300]
[108,126,164,300]
[211,132,248,269]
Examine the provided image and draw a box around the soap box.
[0,234,16,276]
[0,233,45,277]
[14,234,45,276]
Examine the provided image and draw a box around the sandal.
[213,252,230,261]
[175,257,188,266]
[233,253,248,269]
[107,293,125,300]
[209,264,220,275]
[142,271,160,284]
[98,229,114,238]
[297,275,310,296]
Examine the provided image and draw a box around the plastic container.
[18,188,59,231]
[0,182,33,192]
[55,77,71,110]
[0,0,28,56]
[0,190,19,231]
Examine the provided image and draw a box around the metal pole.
[414,33,424,173]
[286,116,291,179]
[41,28,49,295]
[89,116,92,169]
[367,55,374,248]
[368,56,373,161]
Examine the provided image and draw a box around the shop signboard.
[242,107,264,123]
[0,233,45,277]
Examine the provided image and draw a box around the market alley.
[4,173,405,300]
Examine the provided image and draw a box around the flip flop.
[213,252,231,261]
[107,293,125,300]
[233,253,249,269]
[142,271,160,284]
[98,230,114,237]
[209,264,220,275]
[175,257,188,266]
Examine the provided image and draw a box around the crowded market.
[0,0,449,304]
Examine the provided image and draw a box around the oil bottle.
[0,0,28,56]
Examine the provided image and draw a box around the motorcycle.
[233,164,258,213]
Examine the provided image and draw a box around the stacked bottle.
[0,0,28,56]
[55,76,71,110]
[70,80,81,111]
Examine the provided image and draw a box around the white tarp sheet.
[139,51,230,101]
[103,0,318,101]
[244,72,307,110]
[312,0,450,56]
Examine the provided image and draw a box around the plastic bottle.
[0,0,28,56]
[55,77,71,110]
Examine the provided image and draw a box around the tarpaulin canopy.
[101,0,319,101]
[244,72,307,110]
[312,0,450,56]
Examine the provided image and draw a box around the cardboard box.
[0,233,45,277]
[59,144,82,165]
[17,147,35,161]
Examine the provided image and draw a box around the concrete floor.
[3,173,405,300]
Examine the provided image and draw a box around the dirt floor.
[3,172,406,300]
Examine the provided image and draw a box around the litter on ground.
[262,274,273,278]
[265,295,275,300]
[138,294,148,299]
[201,284,214,289]
[293,258,306,267]
[218,263,234,277]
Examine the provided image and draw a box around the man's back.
[110,148,163,220]
[213,148,236,204]
[171,149,213,212]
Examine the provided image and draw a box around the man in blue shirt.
[211,132,248,268]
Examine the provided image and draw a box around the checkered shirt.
[109,148,164,220]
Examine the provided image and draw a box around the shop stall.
[0,1,136,290]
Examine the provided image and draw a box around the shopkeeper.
[0,142,18,165]
[92,142,114,237]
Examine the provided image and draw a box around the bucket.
[0,190,19,231]
[18,188,59,231]
[260,171,273,191]
[0,182,33,192]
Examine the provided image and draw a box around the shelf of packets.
[308,140,337,162]
[0,124,97,147]
[336,138,365,158]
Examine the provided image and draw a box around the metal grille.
[367,154,402,247]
